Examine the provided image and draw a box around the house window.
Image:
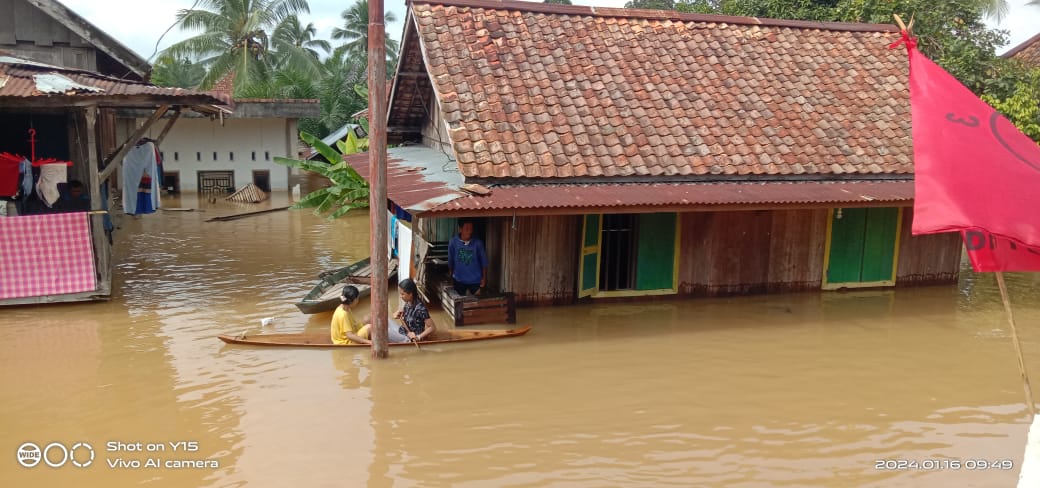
[264,151,270,161]
[229,152,234,161]
[174,152,179,161]
[196,152,201,161]
[251,151,256,161]
[579,213,679,297]
[212,151,218,161]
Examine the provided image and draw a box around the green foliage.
[332,0,400,62]
[150,55,206,88]
[625,0,675,8]
[274,131,370,219]
[982,68,1040,142]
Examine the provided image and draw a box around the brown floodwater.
[3,193,1040,487]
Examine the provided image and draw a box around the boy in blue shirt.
[448,220,488,295]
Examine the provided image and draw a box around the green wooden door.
[826,208,899,286]
[636,213,677,290]
[578,214,601,297]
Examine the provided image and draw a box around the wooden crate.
[437,284,516,327]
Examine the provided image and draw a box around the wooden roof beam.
[97,104,168,183]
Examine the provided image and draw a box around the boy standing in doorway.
[448,219,488,295]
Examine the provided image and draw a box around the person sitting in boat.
[331,286,371,345]
[448,219,488,296]
[393,279,436,342]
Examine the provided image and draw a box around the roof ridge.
[1003,30,1040,59]
[411,0,899,33]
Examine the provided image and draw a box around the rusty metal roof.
[346,145,467,213]
[0,56,228,107]
[425,180,914,216]
[404,0,911,180]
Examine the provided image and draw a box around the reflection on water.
[1,193,1038,487]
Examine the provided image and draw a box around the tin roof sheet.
[425,179,914,215]
[345,145,468,213]
[0,56,228,106]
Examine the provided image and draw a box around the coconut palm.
[331,0,399,59]
[162,0,310,94]
[271,15,330,76]
[150,54,206,88]
[977,0,1009,21]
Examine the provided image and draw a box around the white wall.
[139,117,295,192]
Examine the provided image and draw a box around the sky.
[60,0,1040,63]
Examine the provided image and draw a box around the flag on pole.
[901,34,1040,271]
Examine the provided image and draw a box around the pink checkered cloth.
[0,213,97,299]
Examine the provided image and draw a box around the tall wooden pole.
[996,272,1035,416]
[368,0,389,358]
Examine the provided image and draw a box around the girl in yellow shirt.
[330,286,371,345]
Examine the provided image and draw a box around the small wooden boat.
[218,326,532,347]
[294,258,398,314]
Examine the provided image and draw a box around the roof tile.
[409,0,910,179]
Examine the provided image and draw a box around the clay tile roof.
[405,0,912,180]
[1005,32,1040,66]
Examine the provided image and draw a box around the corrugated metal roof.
[346,145,467,213]
[425,180,915,216]
[347,145,914,216]
[0,55,228,106]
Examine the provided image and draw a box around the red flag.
[905,39,1040,271]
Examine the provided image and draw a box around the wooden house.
[352,0,962,311]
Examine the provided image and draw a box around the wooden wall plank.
[498,215,580,306]
[0,0,17,45]
[896,207,961,285]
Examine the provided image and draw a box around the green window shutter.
[827,208,867,283]
[860,208,899,282]
[635,213,677,290]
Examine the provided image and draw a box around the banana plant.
[274,130,369,219]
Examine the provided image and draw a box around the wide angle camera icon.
[17,442,94,468]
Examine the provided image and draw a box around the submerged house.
[353,0,962,308]
[128,74,320,194]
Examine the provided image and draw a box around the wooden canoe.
[218,326,532,347]
[294,258,398,314]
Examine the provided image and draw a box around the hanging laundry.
[0,152,21,196]
[35,163,67,207]
[19,158,32,199]
[123,141,160,215]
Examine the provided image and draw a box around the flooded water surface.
[2,193,1040,487]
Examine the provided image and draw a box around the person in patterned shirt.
[393,279,436,342]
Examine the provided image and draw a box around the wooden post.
[996,272,1035,415]
[368,0,389,358]
[98,104,169,183]
[83,105,111,296]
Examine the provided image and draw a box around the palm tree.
[162,0,310,94]
[978,0,1009,21]
[272,15,330,76]
[150,54,206,88]
[331,0,399,59]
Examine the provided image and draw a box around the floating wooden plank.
[205,206,290,222]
